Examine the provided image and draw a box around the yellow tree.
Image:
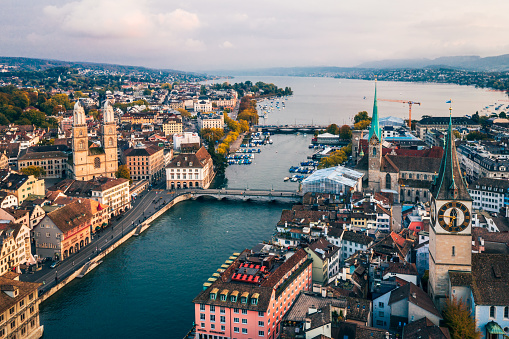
[442,297,481,339]
[354,120,371,130]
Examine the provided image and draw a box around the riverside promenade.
[21,179,180,301]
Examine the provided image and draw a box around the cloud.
[220,41,234,49]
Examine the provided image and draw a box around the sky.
[2,0,509,72]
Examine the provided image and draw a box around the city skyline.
[2,0,509,71]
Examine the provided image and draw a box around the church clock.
[437,201,470,233]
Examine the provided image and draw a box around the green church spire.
[368,78,381,141]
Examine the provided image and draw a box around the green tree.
[442,297,481,339]
[339,125,352,140]
[466,131,488,141]
[115,165,131,183]
[143,88,152,96]
[20,166,46,178]
[354,111,370,123]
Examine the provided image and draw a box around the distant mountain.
[0,56,204,76]
[208,66,362,77]
[356,54,509,71]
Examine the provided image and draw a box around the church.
[428,111,509,338]
[354,81,443,203]
[70,100,118,181]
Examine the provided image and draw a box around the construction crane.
[379,99,421,128]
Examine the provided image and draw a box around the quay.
[27,184,301,302]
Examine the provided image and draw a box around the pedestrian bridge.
[182,188,303,203]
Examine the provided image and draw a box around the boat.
[284,177,290,182]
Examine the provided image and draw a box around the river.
[39,77,507,338]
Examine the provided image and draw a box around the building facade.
[124,144,165,183]
[166,147,214,189]
[18,151,68,179]
[468,177,509,214]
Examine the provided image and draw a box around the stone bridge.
[182,188,303,203]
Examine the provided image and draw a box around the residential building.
[0,192,17,209]
[469,177,509,214]
[402,317,450,339]
[415,116,479,139]
[34,199,108,260]
[457,142,509,182]
[166,146,214,189]
[304,238,340,285]
[161,116,183,136]
[192,248,313,339]
[173,132,200,150]
[0,173,45,204]
[0,272,44,338]
[18,149,68,179]
[0,223,31,274]
[197,112,224,130]
[124,143,164,183]
[326,229,373,265]
[193,99,212,112]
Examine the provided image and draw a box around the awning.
[486,321,505,334]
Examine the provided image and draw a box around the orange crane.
[379,99,421,128]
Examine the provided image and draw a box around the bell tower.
[101,100,118,177]
[72,101,88,180]
[368,79,382,192]
[428,106,472,311]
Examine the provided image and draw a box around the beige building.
[0,174,45,204]
[161,117,183,136]
[18,150,68,179]
[166,146,214,189]
[197,112,224,130]
[124,144,165,183]
[90,178,130,217]
[0,272,43,339]
[70,100,118,181]
[0,223,31,274]
[0,154,8,170]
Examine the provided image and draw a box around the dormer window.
[231,291,239,302]
[220,289,228,301]
[210,288,218,300]
[189,162,193,166]
[251,293,259,305]
[177,162,181,167]
[241,292,249,304]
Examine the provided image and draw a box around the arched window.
[373,147,376,156]
[452,246,455,257]
[490,306,496,318]
[385,173,391,190]
[451,209,458,227]
[108,138,113,146]
[79,141,84,150]
[94,157,101,168]
[109,128,113,134]
[79,130,83,136]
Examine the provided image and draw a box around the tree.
[453,130,461,140]
[466,131,488,141]
[442,297,481,339]
[326,124,340,135]
[21,166,46,178]
[115,165,131,183]
[354,111,370,124]
[339,125,352,140]
[177,108,191,118]
[499,111,507,118]
[143,88,152,96]
[200,128,225,143]
[354,120,371,130]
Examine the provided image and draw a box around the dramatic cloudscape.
[2,0,509,71]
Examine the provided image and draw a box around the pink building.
[193,248,313,339]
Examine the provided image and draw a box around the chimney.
[412,292,417,299]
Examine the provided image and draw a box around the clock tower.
[428,108,472,310]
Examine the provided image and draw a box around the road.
[21,180,180,294]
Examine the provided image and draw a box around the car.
[50,261,61,269]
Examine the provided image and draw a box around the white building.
[197,112,224,130]
[193,99,212,112]
[302,166,364,195]
[326,228,373,264]
[173,132,200,150]
[468,177,509,214]
[91,178,131,217]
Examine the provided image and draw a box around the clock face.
[430,198,436,226]
[437,201,471,233]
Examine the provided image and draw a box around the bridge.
[182,188,303,203]
[253,124,329,133]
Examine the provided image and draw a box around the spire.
[73,101,85,126]
[368,78,381,141]
[430,102,471,201]
[103,100,114,124]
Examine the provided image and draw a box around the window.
[200,323,205,328]
[242,328,248,334]
[220,316,225,323]
[221,325,225,331]
[259,321,264,327]
[200,314,205,320]
[490,306,496,318]
[452,246,455,257]
[234,318,239,323]
[9,308,14,315]
[242,319,247,324]
[210,305,215,312]
[220,307,225,314]
[199,304,205,311]
[258,311,264,317]
[210,315,215,322]
[376,320,384,326]
[505,306,509,319]
[385,173,391,190]
[259,331,265,336]
[234,327,239,333]
[94,157,101,168]
[379,311,384,317]
[210,323,215,329]
[242,309,248,315]
[233,308,239,313]
[220,294,226,301]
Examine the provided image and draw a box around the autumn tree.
[339,125,352,140]
[21,166,46,178]
[326,124,340,135]
[177,108,191,118]
[200,128,225,142]
[442,297,481,339]
[354,119,371,130]
[115,165,131,183]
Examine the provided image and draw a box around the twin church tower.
[70,100,118,181]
